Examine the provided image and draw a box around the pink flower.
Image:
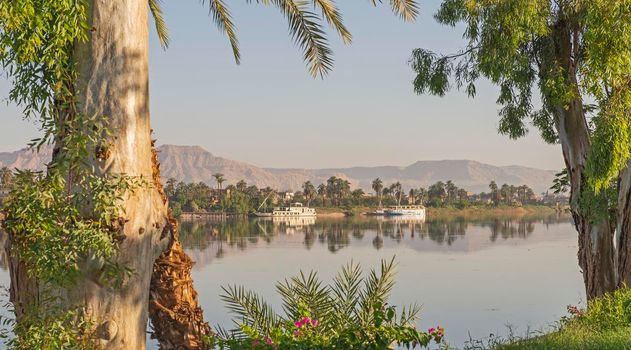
[294,330,302,337]
[264,337,273,345]
[311,319,319,327]
[295,320,302,328]
[428,327,435,333]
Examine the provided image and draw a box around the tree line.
[165,173,554,216]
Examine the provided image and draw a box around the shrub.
[209,258,443,349]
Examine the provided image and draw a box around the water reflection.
[180,214,570,270]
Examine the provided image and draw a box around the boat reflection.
[179,214,571,270]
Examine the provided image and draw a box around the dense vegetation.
[165,174,562,216]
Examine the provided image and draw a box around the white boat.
[254,202,317,217]
[365,209,386,216]
[384,205,426,219]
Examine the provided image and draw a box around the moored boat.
[365,209,386,216]
[384,205,426,219]
[254,202,317,217]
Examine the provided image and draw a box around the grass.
[465,288,631,350]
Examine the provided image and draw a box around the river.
[0,213,584,348]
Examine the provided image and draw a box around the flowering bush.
[208,258,444,349]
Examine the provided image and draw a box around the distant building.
[279,191,295,201]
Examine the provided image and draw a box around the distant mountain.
[0,145,557,193]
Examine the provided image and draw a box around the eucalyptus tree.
[410,0,631,298]
[372,177,384,207]
[0,0,419,349]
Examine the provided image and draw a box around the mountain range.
[0,144,557,193]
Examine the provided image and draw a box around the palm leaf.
[330,261,363,324]
[202,0,241,64]
[149,0,170,49]
[270,0,334,78]
[399,303,422,325]
[358,256,397,325]
[276,270,333,323]
[312,0,352,44]
[369,0,419,22]
[221,285,279,334]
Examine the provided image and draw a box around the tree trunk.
[550,18,617,300]
[615,164,631,287]
[8,1,210,349]
[555,93,617,299]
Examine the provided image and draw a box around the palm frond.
[269,0,334,78]
[202,0,241,64]
[399,303,422,325]
[358,256,397,325]
[276,270,333,322]
[330,261,363,324]
[369,0,419,22]
[149,0,170,49]
[312,0,352,44]
[389,0,419,22]
[220,285,279,334]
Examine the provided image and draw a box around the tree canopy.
[410,0,631,193]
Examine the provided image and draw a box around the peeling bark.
[149,144,212,349]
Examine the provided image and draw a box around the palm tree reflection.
[158,213,572,270]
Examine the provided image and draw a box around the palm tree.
[417,187,427,205]
[0,0,420,348]
[372,177,384,207]
[236,179,247,192]
[489,181,500,205]
[389,182,403,205]
[302,181,316,206]
[213,172,226,190]
[445,180,457,203]
[317,183,327,206]
[408,188,417,205]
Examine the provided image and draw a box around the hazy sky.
[0,0,564,170]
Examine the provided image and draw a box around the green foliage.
[410,0,631,221]
[221,191,253,214]
[213,258,440,349]
[2,168,143,286]
[1,300,98,350]
[487,287,631,350]
[550,169,569,195]
[0,0,88,131]
[586,89,631,193]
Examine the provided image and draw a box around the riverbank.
[489,288,631,350]
[427,205,561,220]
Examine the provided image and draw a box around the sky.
[0,0,564,170]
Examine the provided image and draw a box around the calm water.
[177,214,583,348]
[0,214,584,348]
